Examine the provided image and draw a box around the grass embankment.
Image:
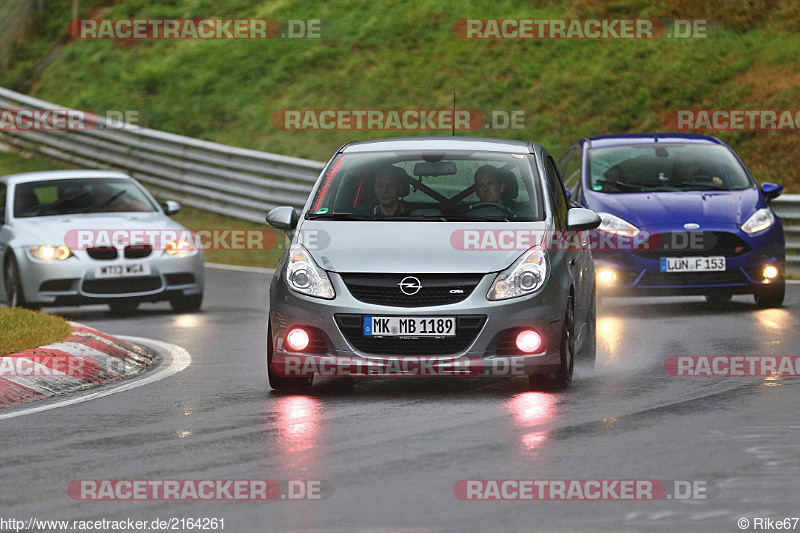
[2,0,799,189]
[0,307,72,356]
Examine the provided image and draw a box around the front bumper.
[593,224,785,296]
[269,271,568,377]
[15,248,204,306]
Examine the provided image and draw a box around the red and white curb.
[0,322,155,408]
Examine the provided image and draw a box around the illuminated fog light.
[763,265,779,279]
[285,328,310,351]
[516,330,542,354]
[598,269,616,283]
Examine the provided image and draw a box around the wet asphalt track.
[2,266,799,532]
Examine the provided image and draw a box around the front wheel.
[267,323,313,391]
[170,293,203,312]
[530,302,574,390]
[754,282,785,308]
[4,256,31,309]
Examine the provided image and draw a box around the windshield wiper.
[80,190,126,213]
[28,190,91,215]
[305,212,374,220]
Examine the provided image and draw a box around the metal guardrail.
[0,87,324,222]
[0,86,798,273]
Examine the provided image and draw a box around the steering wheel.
[686,174,714,183]
[468,202,514,216]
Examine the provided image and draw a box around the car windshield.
[588,143,752,193]
[307,150,545,222]
[13,178,157,218]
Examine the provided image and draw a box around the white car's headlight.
[741,208,775,234]
[597,212,639,238]
[286,244,335,299]
[487,248,548,301]
[28,245,72,261]
[164,238,196,256]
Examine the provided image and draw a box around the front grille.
[87,247,117,260]
[82,277,163,295]
[633,231,750,259]
[638,270,747,287]
[340,273,483,307]
[335,314,486,355]
[125,244,152,259]
[165,273,196,286]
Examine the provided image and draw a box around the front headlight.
[487,248,548,301]
[28,245,72,261]
[741,208,775,234]
[597,212,640,237]
[164,238,195,256]
[286,244,335,299]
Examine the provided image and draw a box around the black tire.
[705,292,733,304]
[267,323,313,391]
[576,291,596,367]
[108,300,139,315]
[529,301,574,390]
[170,293,203,312]
[754,282,785,308]
[4,256,30,309]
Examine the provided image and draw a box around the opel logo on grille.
[399,276,422,295]
[684,223,700,230]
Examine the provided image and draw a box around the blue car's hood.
[589,188,762,228]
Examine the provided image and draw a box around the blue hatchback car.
[558,134,785,307]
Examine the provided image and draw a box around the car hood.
[11,212,184,245]
[589,188,762,228]
[298,221,547,274]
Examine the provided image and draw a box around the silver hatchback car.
[0,170,204,313]
[267,137,601,391]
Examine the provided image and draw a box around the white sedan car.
[0,170,203,313]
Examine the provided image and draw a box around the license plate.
[94,263,151,278]
[660,256,726,272]
[364,316,456,337]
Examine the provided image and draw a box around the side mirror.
[266,206,299,231]
[161,200,181,216]
[567,207,601,230]
[761,182,783,201]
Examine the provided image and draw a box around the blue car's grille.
[638,270,747,287]
[633,231,750,260]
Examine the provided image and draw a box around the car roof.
[578,133,725,149]
[341,136,538,154]
[0,169,132,186]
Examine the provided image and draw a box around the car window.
[308,151,545,222]
[559,146,583,193]
[13,178,157,218]
[588,143,752,193]
[545,156,569,229]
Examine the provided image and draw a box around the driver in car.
[473,165,506,204]
[674,160,723,186]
